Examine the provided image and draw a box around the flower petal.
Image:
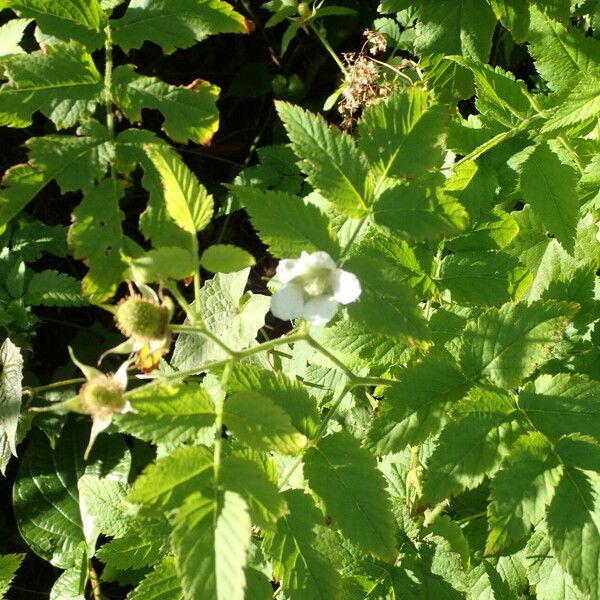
[276,258,306,283]
[270,283,305,321]
[331,269,361,304]
[301,251,336,272]
[303,295,338,325]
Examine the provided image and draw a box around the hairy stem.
[309,22,347,73]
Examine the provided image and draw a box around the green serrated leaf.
[528,7,600,93]
[458,300,578,388]
[96,528,169,571]
[358,88,447,179]
[276,101,374,217]
[126,246,198,283]
[526,523,586,600]
[519,374,600,443]
[487,432,563,554]
[0,554,24,599]
[128,445,213,513]
[422,387,523,503]
[224,391,307,454]
[304,431,396,559]
[520,142,579,252]
[144,144,213,235]
[0,338,23,457]
[488,0,530,43]
[547,467,600,598]
[450,58,532,129]
[0,41,102,129]
[49,545,87,600]
[366,357,471,454]
[447,210,519,253]
[126,557,182,600]
[116,382,214,445]
[373,176,469,241]
[344,251,430,343]
[263,490,342,600]
[172,270,269,369]
[77,475,131,538]
[24,270,86,306]
[2,0,104,31]
[0,19,31,56]
[443,160,498,220]
[233,186,340,259]
[221,455,287,531]
[68,179,128,303]
[200,244,256,274]
[113,65,219,145]
[172,491,251,600]
[227,364,319,438]
[437,251,530,306]
[111,0,248,53]
[13,422,129,568]
[542,73,600,134]
[415,0,497,61]
[0,123,111,228]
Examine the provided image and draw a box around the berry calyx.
[79,376,126,415]
[115,296,170,341]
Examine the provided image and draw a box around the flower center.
[298,267,333,297]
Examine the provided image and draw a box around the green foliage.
[1,1,600,598]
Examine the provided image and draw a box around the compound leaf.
[144,144,213,235]
[115,382,215,445]
[487,432,563,554]
[113,65,219,145]
[68,179,128,303]
[263,490,342,600]
[111,0,248,53]
[304,432,396,559]
[458,300,577,389]
[276,101,374,218]
[0,41,102,129]
[221,455,287,531]
[519,374,600,443]
[547,468,600,599]
[172,491,251,600]
[373,177,469,241]
[0,554,24,599]
[358,88,447,179]
[128,445,213,513]
[528,7,600,92]
[127,557,182,600]
[224,391,307,454]
[0,338,23,457]
[520,142,579,253]
[227,364,319,438]
[415,0,497,62]
[366,357,471,454]
[422,388,523,503]
[24,271,85,306]
[233,187,340,259]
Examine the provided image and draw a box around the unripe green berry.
[79,376,126,415]
[297,2,311,19]
[115,296,169,341]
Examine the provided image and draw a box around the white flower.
[270,251,361,325]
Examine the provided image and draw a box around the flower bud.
[297,2,311,18]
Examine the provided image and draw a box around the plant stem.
[309,22,347,74]
[25,378,86,395]
[88,562,101,600]
[279,382,352,487]
[213,360,233,505]
[104,25,117,188]
[558,135,585,174]
[339,215,367,263]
